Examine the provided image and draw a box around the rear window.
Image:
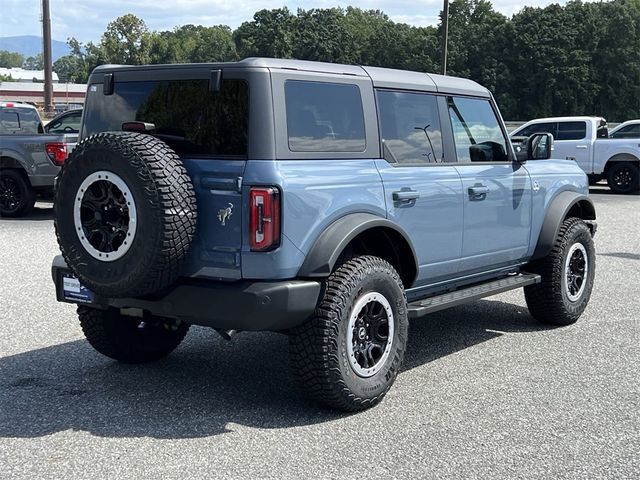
[0,107,42,134]
[285,80,366,152]
[556,121,587,140]
[82,79,248,156]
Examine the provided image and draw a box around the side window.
[285,80,366,152]
[515,122,557,138]
[556,121,587,140]
[447,96,509,162]
[48,112,82,133]
[376,90,443,164]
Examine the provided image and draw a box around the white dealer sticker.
[63,276,81,293]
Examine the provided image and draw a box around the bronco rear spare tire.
[54,132,197,297]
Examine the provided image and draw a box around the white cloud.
[0,1,593,44]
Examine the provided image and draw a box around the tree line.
[1,0,638,121]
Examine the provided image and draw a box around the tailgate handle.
[201,176,242,192]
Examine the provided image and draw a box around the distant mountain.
[0,35,70,61]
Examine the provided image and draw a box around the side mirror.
[528,132,553,160]
[514,133,554,161]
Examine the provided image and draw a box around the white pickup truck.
[511,116,640,194]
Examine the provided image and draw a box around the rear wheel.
[606,162,639,194]
[289,255,408,411]
[525,217,595,325]
[0,169,35,217]
[78,306,189,363]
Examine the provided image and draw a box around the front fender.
[531,191,596,260]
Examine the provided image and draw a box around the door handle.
[468,185,489,200]
[576,145,588,149]
[392,189,420,202]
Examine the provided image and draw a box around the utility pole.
[440,0,449,76]
[42,0,54,116]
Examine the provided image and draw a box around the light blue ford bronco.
[52,58,597,411]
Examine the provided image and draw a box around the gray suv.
[51,58,597,411]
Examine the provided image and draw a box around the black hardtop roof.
[91,57,490,97]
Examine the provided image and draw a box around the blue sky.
[1,1,583,44]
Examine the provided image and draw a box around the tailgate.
[179,158,246,280]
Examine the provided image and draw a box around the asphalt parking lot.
[0,187,638,479]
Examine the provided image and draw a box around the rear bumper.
[52,256,321,331]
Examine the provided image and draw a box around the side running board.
[407,273,541,319]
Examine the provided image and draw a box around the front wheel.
[606,162,639,194]
[524,217,595,325]
[78,306,189,363]
[289,255,408,411]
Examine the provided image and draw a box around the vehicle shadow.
[0,299,549,439]
[0,203,54,221]
[588,186,613,195]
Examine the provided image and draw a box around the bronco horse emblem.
[217,203,233,226]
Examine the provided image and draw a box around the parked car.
[609,120,640,139]
[511,116,640,194]
[53,103,84,115]
[51,58,597,411]
[44,108,82,151]
[0,101,77,217]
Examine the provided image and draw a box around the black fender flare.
[531,191,596,260]
[297,213,418,281]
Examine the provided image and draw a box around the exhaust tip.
[215,329,238,341]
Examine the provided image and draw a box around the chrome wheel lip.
[346,291,395,378]
[564,243,588,302]
[73,170,137,262]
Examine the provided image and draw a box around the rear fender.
[298,213,418,284]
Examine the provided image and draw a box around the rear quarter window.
[285,80,366,153]
[556,121,587,140]
[82,79,248,156]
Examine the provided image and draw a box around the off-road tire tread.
[55,132,197,297]
[289,255,407,411]
[525,217,594,325]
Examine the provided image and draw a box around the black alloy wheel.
[0,169,35,218]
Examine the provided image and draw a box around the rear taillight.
[249,187,280,251]
[45,142,68,166]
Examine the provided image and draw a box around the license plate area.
[57,270,96,304]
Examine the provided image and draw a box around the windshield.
[82,79,248,156]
